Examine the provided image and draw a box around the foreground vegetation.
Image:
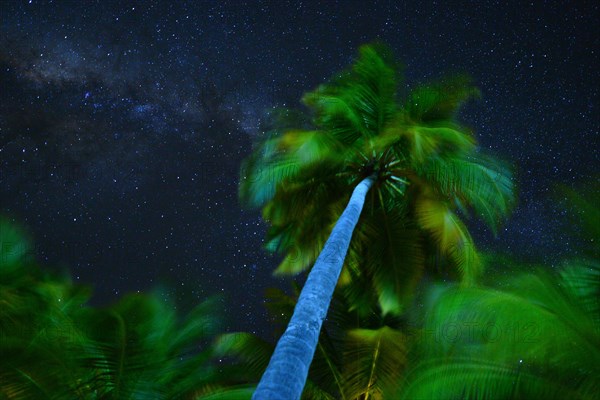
[0,220,254,399]
[1,199,597,399]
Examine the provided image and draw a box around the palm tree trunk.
[252,174,377,400]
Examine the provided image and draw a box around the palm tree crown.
[240,43,514,316]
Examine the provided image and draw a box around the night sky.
[1,0,598,338]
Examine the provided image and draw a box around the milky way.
[1,0,597,338]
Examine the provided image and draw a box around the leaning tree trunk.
[252,174,377,400]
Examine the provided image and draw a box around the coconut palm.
[240,43,514,399]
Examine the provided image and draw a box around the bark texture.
[252,175,376,400]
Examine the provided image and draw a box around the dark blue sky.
[1,0,597,337]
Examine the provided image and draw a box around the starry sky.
[1,0,598,338]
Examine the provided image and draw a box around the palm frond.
[403,75,480,123]
[404,263,600,399]
[213,332,273,376]
[238,136,303,208]
[301,380,338,400]
[302,43,399,143]
[399,359,582,400]
[559,259,600,324]
[405,124,476,165]
[342,327,409,399]
[195,385,256,400]
[171,295,224,353]
[345,207,424,316]
[74,293,228,398]
[264,177,351,276]
[0,218,33,274]
[302,91,370,143]
[421,155,515,234]
[414,198,481,284]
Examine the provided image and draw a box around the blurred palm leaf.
[403,75,480,123]
[414,196,481,285]
[343,207,425,316]
[1,219,95,399]
[400,261,600,400]
[420,155,514,234]
[341,327,408,400]
[399,359,581,400]
[76,293,227,399]
[555,181,600,258]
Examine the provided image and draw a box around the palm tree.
[240,43,514,399]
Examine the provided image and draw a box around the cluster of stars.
[1,0,597,338]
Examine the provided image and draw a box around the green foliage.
[555,180,600,259]
[224,186,599,399]
[75,293,227,399]
[341,327,408,399]
[343,207,424,316]
[302,43,399,143]
[403,75,480,123]
[1,219,92,399]
[398,261,600,400]
[240,43,515,315]
[0,218,246,399]
[420,155,514,235]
